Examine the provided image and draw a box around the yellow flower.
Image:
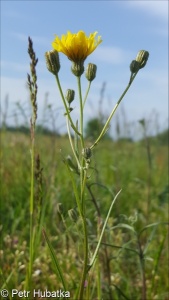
[52,30,102,63]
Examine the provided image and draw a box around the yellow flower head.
[52,30,102,63]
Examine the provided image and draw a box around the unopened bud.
[65,155,79,174]
[139,119,145,127]
[71,62,84,77]
[68,208,78,223]
[45,50,60,75]
[56,203,64,215]
[135,50,149,69]
[82,148,92,160]
[65,89,75,104]
[130,60,140,73]
[85,63,97,82]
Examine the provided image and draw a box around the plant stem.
[143,127,152,215]
[65,160,88,300]
[78,214,88,300]
[83,81,91,109]
[75,75,89,299]
[29,123,35,293]
[137,238,147,300]
[66,117,81,170]
[77,76,85,148]
[55,74,81,136]
[90,72,138,150]
[89,190,121,269]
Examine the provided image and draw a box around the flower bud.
[71,62,84,77]
[64,107,73,116]
[130,60,140,73]
[135,50,149,69]
[82,148,92,160]
[56,203,64,215]
[45,50,60,75]
[85,63,97,81]
[65,89,75,104]
[68,208,78,223]
[65,155,79,174]
[139,119,145,127]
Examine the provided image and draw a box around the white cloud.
[127,0,168,20]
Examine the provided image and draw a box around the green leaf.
[112,283,130,300]
[139,222,168,237]
[144,256,153,262]
[99,241,139,256]
[42,229,67,290]
[64,160,82,217]
[111,223,136,233]
[143,225,157,255]
[88,189,122,269]
[152,232,167,292]
[63,155,79,175]
[0,267,13,300]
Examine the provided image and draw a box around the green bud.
[65,89,75,104]
[139,119,145,127]
[135,50,149,69]
[82,148,92,160]
[85,63,97,82]
[45,50,60,75]
[71,61,84,77]
[64,107,73,116]
[56,203,64,215]
[130,60,140,73]
[65,155,79,174]
[68,208,78,223]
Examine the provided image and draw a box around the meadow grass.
[0,130,168,300]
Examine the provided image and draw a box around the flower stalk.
[90,71,139,150]
[45,31,149,299]
[27,37,38,294]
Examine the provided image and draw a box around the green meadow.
[1,128,168,300]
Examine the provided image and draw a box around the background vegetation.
[0,107,168,299]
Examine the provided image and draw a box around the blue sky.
[1,0,168,137]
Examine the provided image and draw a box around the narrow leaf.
[143,225,157,255]
[99,242,139,256]
[154,232,167,274]
[89,189,122,269]
[42,229,67,290]
[139,222,168,236]
[111,223,136,233]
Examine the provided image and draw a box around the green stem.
[66,117,81,170]
[137,237,147,300]
[89,189,121,269]
[65,161,88,299]
[77,74,86,210]
[90,72,138,150]
[29,126,35,292]
[55,74,81,136]
[97,260,101,300]
[74,76,89,299]
[77,76,85,148]
[83,81,91,109]
[65,162,82,217]
[78,214,88,300]
[65,162,88,299]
